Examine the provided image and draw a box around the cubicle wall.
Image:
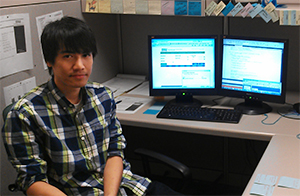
[0,2,121,194]
[119,15,224,75]
[1,1,299,195]
[117,15,299,92]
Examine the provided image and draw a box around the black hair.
[41,16,97,75]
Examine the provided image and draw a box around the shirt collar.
[48,77,88,110]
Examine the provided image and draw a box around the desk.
[117,92,300,196]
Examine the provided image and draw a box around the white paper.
[250,183,275,196]
[115,95,152,114]
[278,176,300,189]
[36,10,63,69]
[103,74,146,97]
[255,174,278,186]
[3,76,36,105]
[128,81,149,96]
[0,13,33,78]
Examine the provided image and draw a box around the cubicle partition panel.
[0,1,84,195]
[119,15,224,75]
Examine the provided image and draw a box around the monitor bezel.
[218,35,289,105]
[148,34,219,98]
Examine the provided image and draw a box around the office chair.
[3,103,192,193]
[134,148,192,192]
[2,103,18,192]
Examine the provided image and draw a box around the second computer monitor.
[220,35,288,115]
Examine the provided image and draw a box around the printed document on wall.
[36,10,63,69]
[0,13,33,78]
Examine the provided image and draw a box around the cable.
[261,113,284,125]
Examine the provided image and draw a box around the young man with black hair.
[2,16,182,196]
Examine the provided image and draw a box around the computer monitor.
[220,35,289,115]
[148,35,218,106]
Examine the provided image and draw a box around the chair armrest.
[134,148,192,180]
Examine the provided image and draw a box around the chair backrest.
[3,103,14,121]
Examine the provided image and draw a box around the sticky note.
[249,4,263,18]
[99,0,111,13]
[136,0,148,14]
[278,176,300,189]
[259,9,272,23]
[255,174,278,186]
[240,2,254,18]
[175,0,187,15]
[111,0,123,13]
[230,2,243,16]
[205,1,217,16]
[148,0,161,15]
[188,0,201,16]
[214,1,226,16]
[123,0,136,14]
[222,1,234,16]
[250,184,275,196]
[161,0,175,15]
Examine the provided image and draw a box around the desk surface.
[117,92,300,196]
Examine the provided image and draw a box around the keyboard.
[157,104,243,124]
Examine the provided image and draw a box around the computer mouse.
[293,103,300,113]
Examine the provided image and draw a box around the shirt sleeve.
[105,89,127,159]
[2,104,48,192]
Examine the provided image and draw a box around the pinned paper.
[278,176,300,189]
[188,0,202,16]
[268,10,279,22]
[148,0,161,15]
[205,1,217,16]
[175,0,187,15]
[86,0,100,12]
[222,1,234,16]
[99,0,111,13]
[230,2,243,16]
[136,0,148,14]
[259,9,272,23]
[290,10,297,26]
[161,0,175,15]
[240,2,254,18]
[296,11,300,25]
[264,2,276,14]
[111,0,123,13]
[123,0,136,14]
[249,4,263,18]
[214,1,226,16]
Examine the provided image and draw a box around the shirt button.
[81,136,85,141]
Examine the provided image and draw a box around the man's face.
[47,50,93,93]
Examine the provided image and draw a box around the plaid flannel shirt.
[2,78,151,195]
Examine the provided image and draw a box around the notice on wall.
[0,13,33,78]
[36,10,63,70]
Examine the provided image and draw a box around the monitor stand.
[235,99,272,115]
[167,94,203,107]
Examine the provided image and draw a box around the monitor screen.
[220,35,288,115]
[149,35,218,106]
